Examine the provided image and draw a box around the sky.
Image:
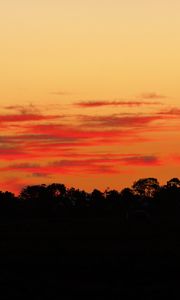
[0,0,180,194]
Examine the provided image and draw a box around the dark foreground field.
[0,216,180,299]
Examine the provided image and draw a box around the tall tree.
[132,178,160,198]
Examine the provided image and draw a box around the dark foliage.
[0,177,179,226]
[0,178,180,298]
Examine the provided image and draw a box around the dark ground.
[0,216,180,299]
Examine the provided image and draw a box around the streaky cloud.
[75,100,162,108]
[140,92,166,99]
[80,114,162,128]
[1,155,160,175]
[120,155,161,166]
[0,113,62,123]
[158,107,180,115]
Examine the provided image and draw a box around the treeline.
[0,177,180,223]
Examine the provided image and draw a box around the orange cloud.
[158,108,180,116]
[0,155,160,177]
[0,113,61,123]
[140,92,166,99]
[75,100,162,108]
[0,107,178,163]
[80,114,162,128]
[120,156,161,166]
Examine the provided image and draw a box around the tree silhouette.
[166,178,180,189]
[90,189,105,211]
[67,187,88,209]
[0,177,179,223]
[132,178,160,198]
[19,184,52,216]
[0,191,16,217]
[105,189,121,212]
[1,178,180,299]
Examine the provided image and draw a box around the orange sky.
[0,1,180,194]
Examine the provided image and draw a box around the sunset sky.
[0,0,180,194]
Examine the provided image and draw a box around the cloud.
[50,91,70,96]
[120,155,161,166]
[0,113,61,123]
[25,123,153,148]
[0,159,118,175]
[52,155,161,171]
[50,155,160,168]
[0,154,160,178]
[31,173,51,178]
[10,163,40,169]
[140,92,166,99]
[80,114,162,128]
[158,108,180,115]
[24,123,135,142]
[75,100,162,108]
[51,160,118,174]
[4,103,40,115]
[0,96,179,194]
[0,148,29,160]
[0,109,170,163]
[0,102,179,166]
